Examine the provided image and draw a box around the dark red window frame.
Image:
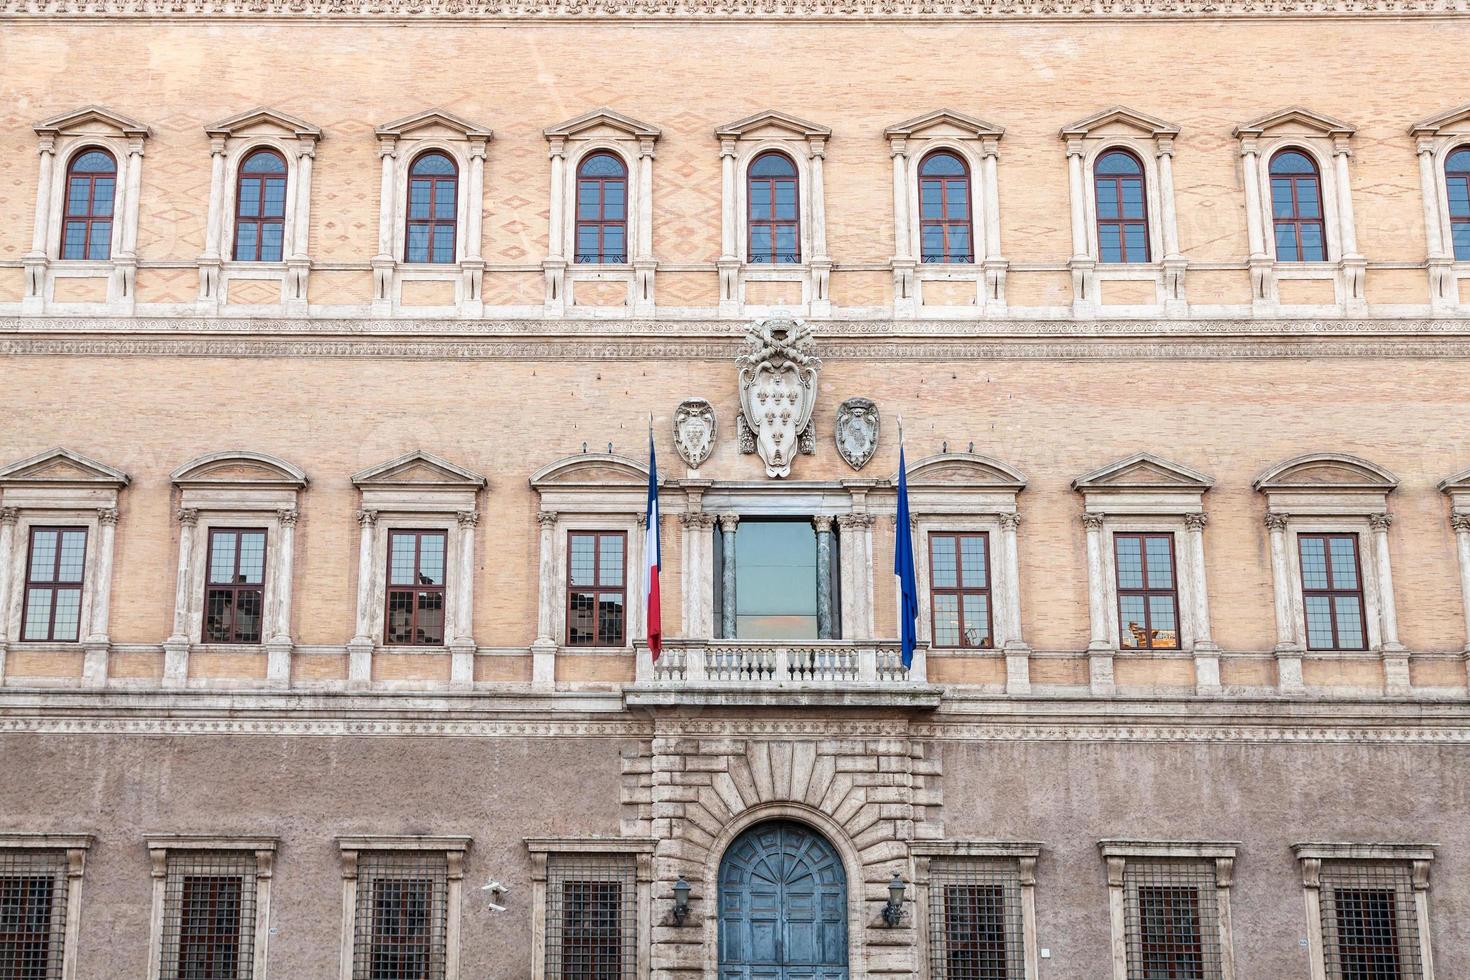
[747,151,800,264]
[1137,885,1205,979]
[385,529,447,647]
[203,528,268,645]
[233,148,288,263]
[566,530,627,647]
[20,527,87,643]
[1114,532,1181,651]
[1270,150,1328,262]
[918,150,974,264]
[60,148,116,261]
[1298,533,1367,651]
[1094,148,1150,264]
[574,152,628,265]
[404,151,458,265]
[928,531,994,649]
[176,874,244,980]
[1447,146,1470,261]
[0,874,57,978]
[369,877,434,979]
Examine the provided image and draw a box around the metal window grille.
[353,852,448,980]
[1319,863,1422,980]
[1123,860,1222,980]
[927,858,1025,980]
[0,850,69,980]
[546,853,637,980]
[160,851,257,980]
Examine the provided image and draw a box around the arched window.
[1270,150,1327,262]
[61,149,116,261]
[747,152,799,264]
[233,148,288,262]
[1447,146,1470,260]
[405,151,458,264]
[918,151,973,264]
[1094,149,1149,264]
[575,152,628,264]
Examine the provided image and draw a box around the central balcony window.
[714,516,839,640]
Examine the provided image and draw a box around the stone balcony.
[625,639,941,708]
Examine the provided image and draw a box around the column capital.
[209,135,228,156]
[36,134,56,155]
[356,509,378,528]
[679,511,715,529]
[1183,512,1208,531]
[547,136,567,159]
[0,507,18,526]
[836,513,875,530]
[637,137,657,159]
[999,512,1022,530]
[1369,513,1394,531]
[457,510,480,529]
[718,513,740,532]
[376,136,397,159]
[1451,513,1470,533]
[97,508,120,526]
[719,137,737,159]
[1080,512,1105,530]
[1264,512,1289,532]
[176,508,199,527]
[811,515,833,533]
[887,136,908,158]
[535,510,558,527]
[276,508,299,528]
[1153,135,1176,158]
[1331,135,1353,157]
[1064,137,1086,158]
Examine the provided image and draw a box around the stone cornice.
[1,0,1465,20]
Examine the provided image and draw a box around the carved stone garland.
[736,317,821,478]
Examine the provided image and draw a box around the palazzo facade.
[1,3,1469,979]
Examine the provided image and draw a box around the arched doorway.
[718,819,849,979]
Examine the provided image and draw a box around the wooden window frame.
[917,150,974,264]
[1094,148,1151,264]
[232,148,288,263]
[565,530,627,648]
[60,148,117,262]
[927,531,994,650]
[404,151,459,265]
[202,527,268,645]
[1270,150,1329,262]
[1447,146,1470,261]
[384,529,448,647]
[574,152,629,265]
[1296,532,1368,651]
[1113,532,1181,651]
[746,151,801,264]
[20,526,88,643]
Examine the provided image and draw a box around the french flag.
[644,430,662,660]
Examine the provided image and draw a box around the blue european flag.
[894,444,919,669]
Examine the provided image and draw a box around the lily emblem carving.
[737,317,822,478]
[835,397,880,471]
[673,398,717,469]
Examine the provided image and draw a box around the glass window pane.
[568,591,595,645]
[408,180,430,219]
[749,181,771,212]
[67,177,91,215]
[1271,179,1295,218]
[959,536,987,588]
[57,531,85,580]
[920,182,942,218]
[774,181,797,218]
[206,588,233,643]
[577,183,601,219]
[235,222,258,262]
[599,592,625,645]
[735,520,817,639]
[29,531,58,582]
[1099,225,1123,263]
[1333,596,1364,649]
[263,177,287,217]
[1274,223,1300,261]
[433,182,456,220]
[72,150,114,174]
[603,182,625,218]
[946,181,969,215]
[920,152,965,177]
[1115,536,1143,589]
[411,153,454,176]
[750,154,795,178]
[406,225,429,262]
[242,151,285,174]
[1448,178,1470,217]
[91,178,114,216]
[1144,537,1173,589]
[1295,179,1321,218]
[1147,594,1178,648]
[209,533,238,584]
[577,226,601,260]
[570,535,595,587]
[921,226,944,261]
[1123,224,1148,262]
[603,225,626,259]
[775,226,798,261]
[418,534,445,585]
[1300,537,1329,589]
[749,226,771,262]
[87,224,111,260]
[1304,595,1335,649]
[390,534,418,585]
[932,593,959,647]
[599,535,624,587]
[930,536,957,588]
[234,590,263,643]
[260,223,284,262]
[949,225,972,260]
[1328,537,1358,589]
[1454,222,1470,260]
[1118,594,1146,648]
[238,532,266,584]
[1120,179,1145,218]
[1097,151,1142,176]
[1299,223,1326,261]
[415,591,444,644]
[239,180,262,218]
[1096,180,1119,219]
[433,225,454,263]
[23,589,54,640]
[62,222,87,259]
[961,593,990,648]
[386,591,414,644]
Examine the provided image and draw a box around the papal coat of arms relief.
[672,398,717,469]
[834,397,880,470]
[736,317,821,478]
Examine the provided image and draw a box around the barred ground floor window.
[1295,844,1436,980]
[527,838,653,980]
[914,842,1040,980]
[1101,841,1237,980]
[0,838,89,980]
[146,836,275,980]
[337,836,468,980]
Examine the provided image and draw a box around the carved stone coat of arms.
[835,397,880,470]
[736,317,821,479]
[672,398,717,469]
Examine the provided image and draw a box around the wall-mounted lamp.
[672,876,692,925]
[882,873,907,926]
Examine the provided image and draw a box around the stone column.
[461,139,486,315]
[1064,138,1095,313]
[1266,513,1304,694]
[163,508,198,688]
[719,513,739,640]
[1369,514,1410,695]
[347,509,378,689]
[1418,137,1457,312]
[836,513,875,642]
[286,141,315,308]
[634,137,658,314]
[1240,139,1275,310]
[999,513,1030,694]
[449,511,478,689]
[1215,857,1237,980]
[266,508,296,688]
[1332,136,1367,311]
[981,137,1008,310]
[112,139,145,308]
[530,511,558,690]
[718,138,740,314]
[22,135,55,311]
[198,136,228,304]
[1156,136,1187,311]
[1183,513,1221,695]
[372,138,397,313]
[813,516,834,640]
[0,508,17,646]
[83,507,119,688]
[680,512,715,639]
[889,137,916,316]
[1452,514,1470,656]
[807,137,831,315]
[544,137,567,313]
[1082,513,1114,695]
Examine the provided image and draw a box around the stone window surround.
[1234,108,1365,315]
[371,110,493,319]
[715,110,833,318]
[1255,453,1405,697]
[1436,466,1470,658]
[1072,452,1219,697]
[525,837,654,980]
[0,448,127,689]
[1098,840,1239,980]
[1061,107,1187,318]
[337,835,469,980]
[911,840,1041,980]
[145,834,277,980]
[348,451,485,691]
[1292,843,1437,980]
[23,106,151,315]
[884,109,1008,318]
[163,451,308,691]
[198,108,322,313]
[1410,103,1470,313]
[0,833,92,980]
[543,109,661,318]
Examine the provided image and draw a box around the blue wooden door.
[718,821,849,980]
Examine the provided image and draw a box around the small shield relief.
[672,398,717,469]
[835,397,880,471]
